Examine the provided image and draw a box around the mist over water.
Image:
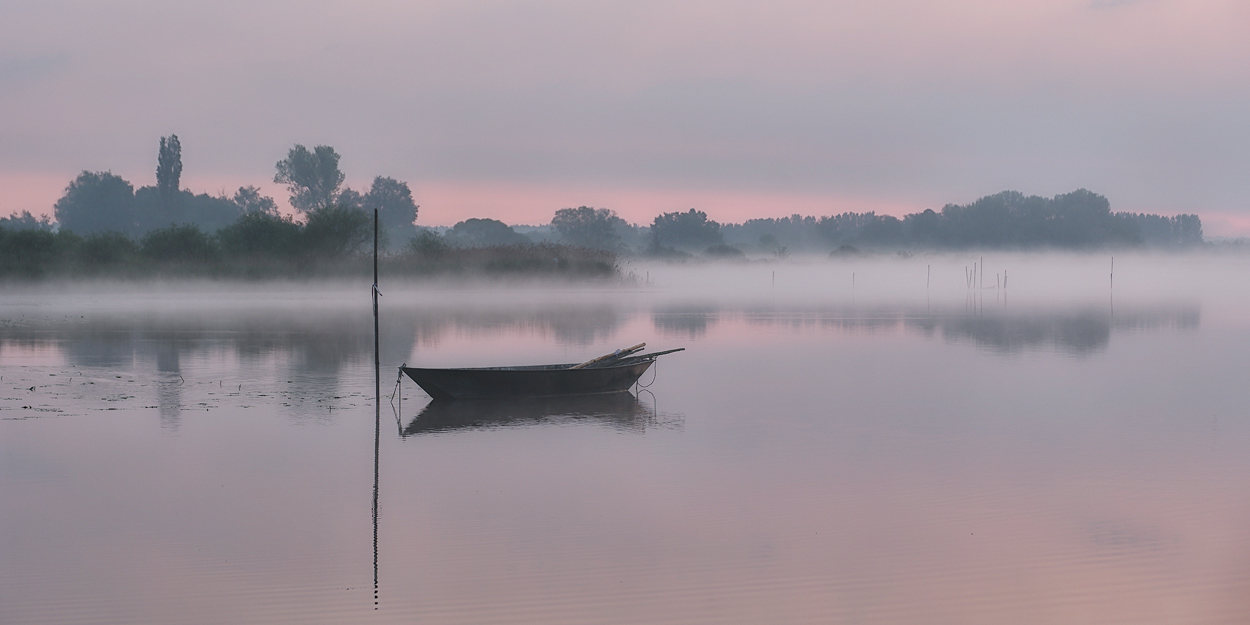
[3,252,1249,624]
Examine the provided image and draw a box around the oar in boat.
[570,343,646,370]
[630,348,685,360]
[606,348,685,365]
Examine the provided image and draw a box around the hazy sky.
[2,0,1247,232]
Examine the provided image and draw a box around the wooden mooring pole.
[371,208,381,610]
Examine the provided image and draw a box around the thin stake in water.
[371,208,381,611]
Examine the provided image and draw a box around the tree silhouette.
[53,171,136,234]
[156,135,182,213]
[364,177,419,232]
[232,186,279,216]
[443,218,530,247]
[552,206,622,250]
[273,144,345,212]
[651,209,723,250]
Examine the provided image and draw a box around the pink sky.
[1,0,1247,233]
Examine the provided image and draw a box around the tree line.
[519,190,1203,257]
[717,190,1202,255]
[0,135,1206,274]
[3,137,418,247]
[0,137,619,278]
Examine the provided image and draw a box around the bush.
[397,242,616,277]
[644,241,691,259]
[407,229,450,258]
[704,244,745,258]
[0,211,623,281]
[78,232,139,265]
[476,243,616,276]
[218,212,302,258]
[302,205,371,257]
[0,228,60,275]
[830,244,861,258]
[141,224,217,263]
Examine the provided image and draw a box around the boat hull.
[402,392,647,436]
[401,361,654,401]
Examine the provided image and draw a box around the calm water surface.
[3,255,1250,624]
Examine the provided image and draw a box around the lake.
[3,253,1249,624]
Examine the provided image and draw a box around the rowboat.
[400,345,682,401]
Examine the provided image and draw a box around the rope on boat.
[636,358,659,389]
[389,364,405,431]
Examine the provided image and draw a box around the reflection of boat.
[401,349,680,401]
[402,392,649,436]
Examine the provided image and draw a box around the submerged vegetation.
[0,136,1211,279]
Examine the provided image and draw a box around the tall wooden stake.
[372,209,380,420]
[371,208,380,610]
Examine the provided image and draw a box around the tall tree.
[552,206,622,250]
[273,144,345,213]
[364,176,418,231]
[53,171,137,234]
[231,186,279,216]
[651,209,723,250]
[156,135,182,211]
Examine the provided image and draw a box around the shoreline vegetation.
[0,224,618,280]
[0,138,1215,281]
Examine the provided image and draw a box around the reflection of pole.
[372,209,381,611]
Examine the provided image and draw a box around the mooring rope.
[636,359,659,389]
[389,364,405,431]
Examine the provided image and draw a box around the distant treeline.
[0,136,1206,272]
[722,190,1202,254]
[405,190,1204,259]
